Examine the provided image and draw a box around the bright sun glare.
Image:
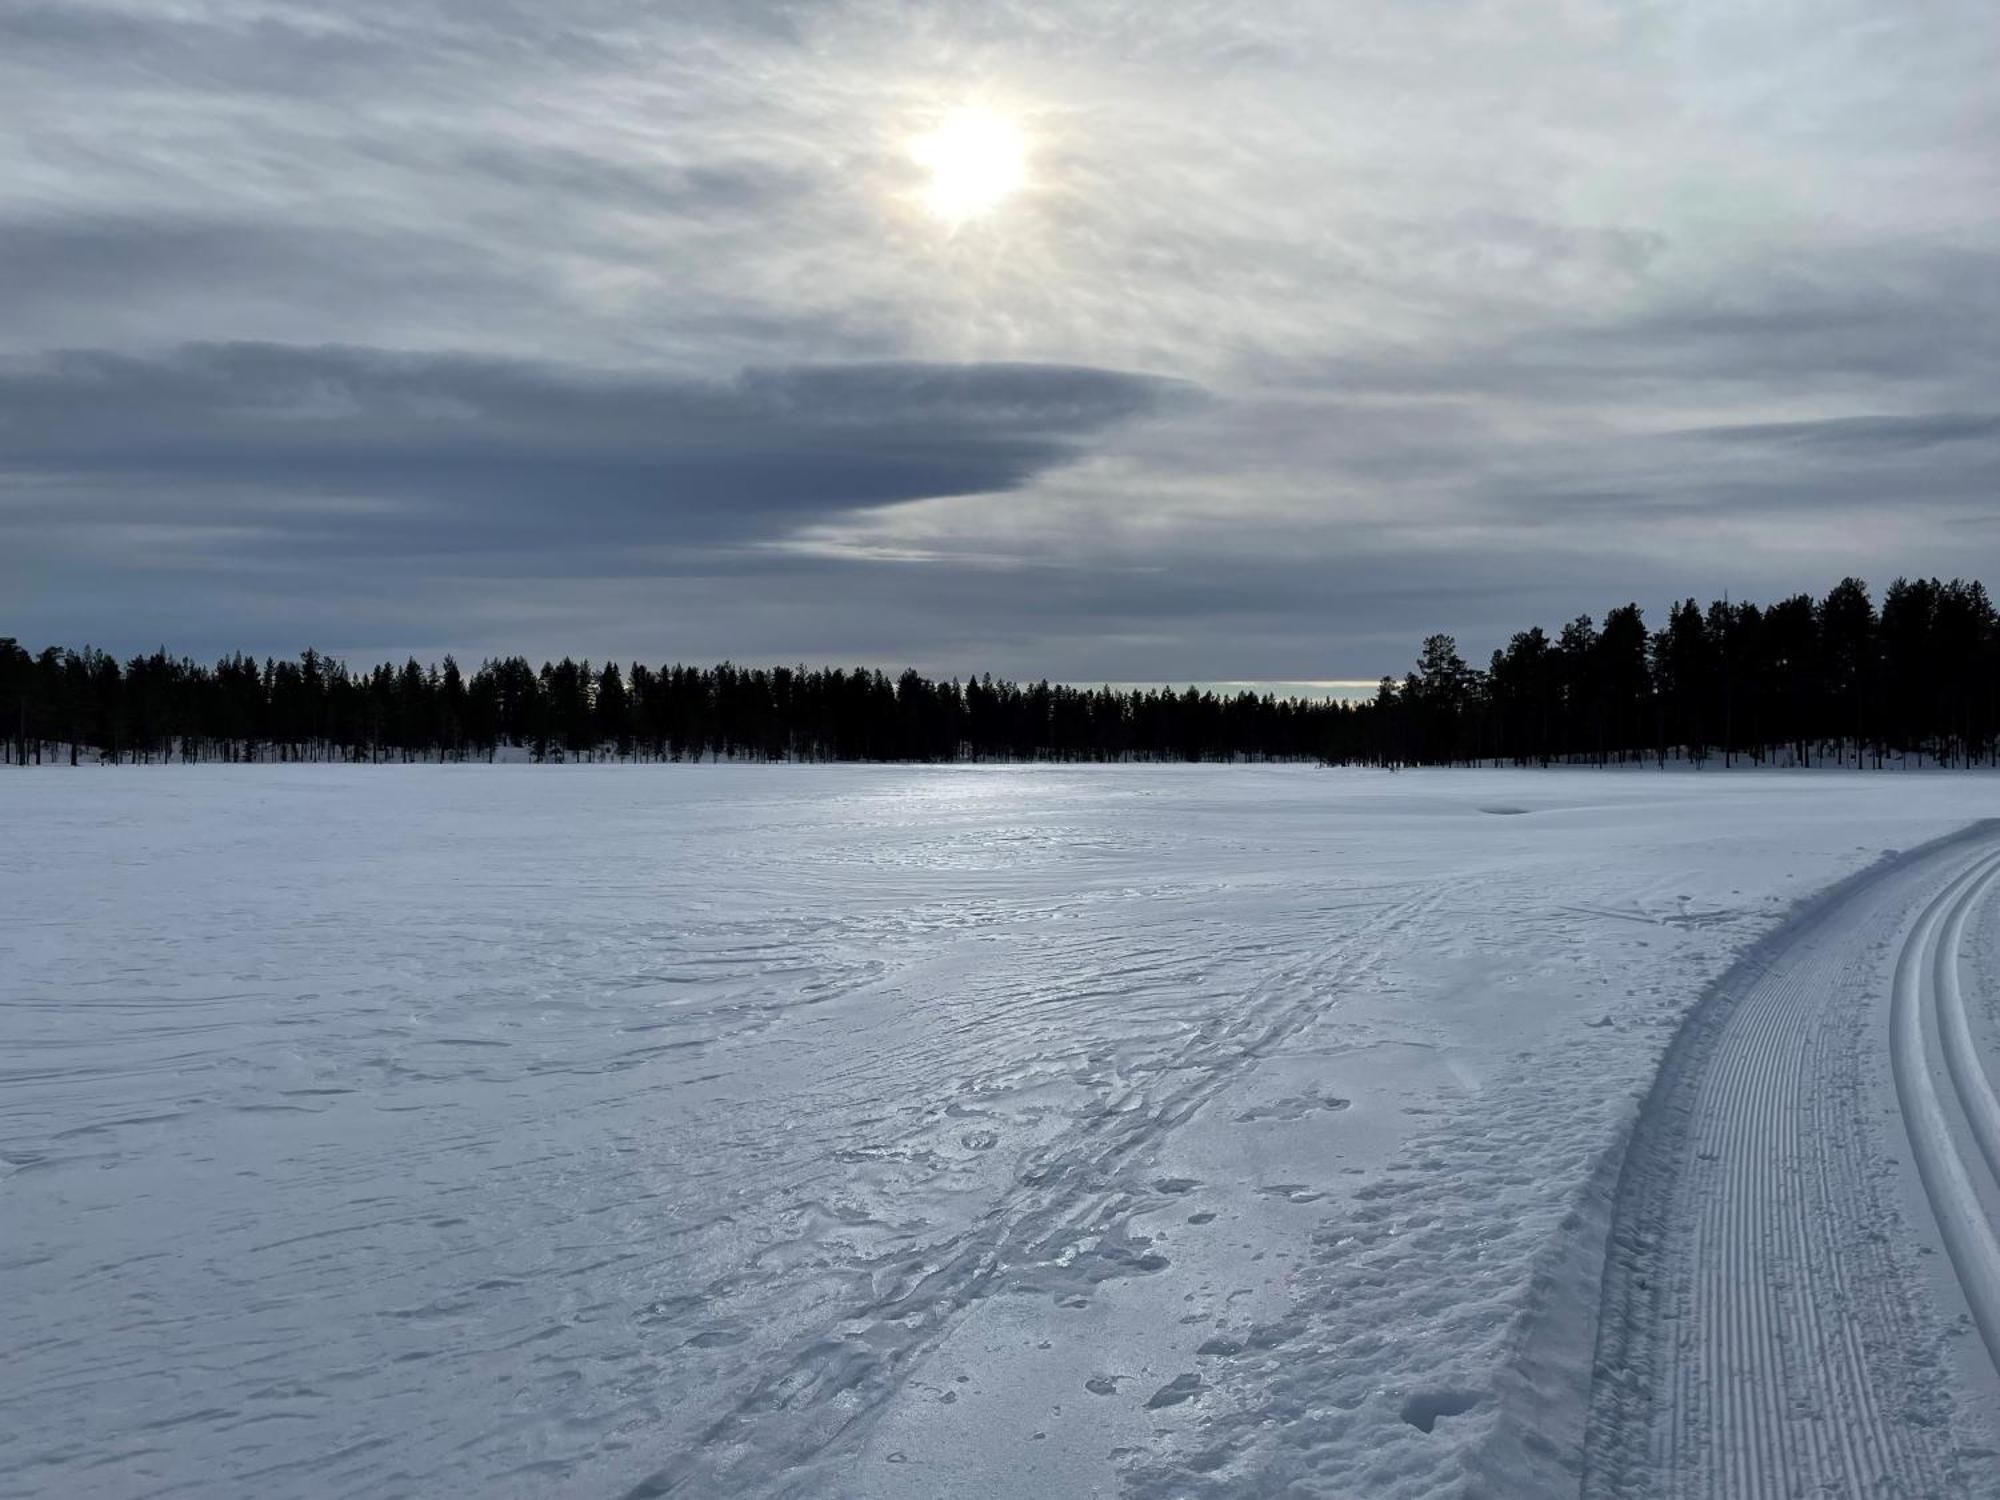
[911,108,1026,224]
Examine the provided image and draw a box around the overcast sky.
[4,0,1995,681]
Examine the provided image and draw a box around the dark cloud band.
[0,343,1189,552]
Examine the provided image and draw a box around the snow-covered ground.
[4,765,1999,1499]
[1583,826,2000,1498]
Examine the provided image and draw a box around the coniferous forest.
[7,576,2000,769]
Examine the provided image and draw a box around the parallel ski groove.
[1585,831,2000,1499]
[1935,869,2000,1187]
[626,884,1449,1498]
[1895,855,2000,1369]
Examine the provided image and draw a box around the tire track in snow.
[623,884,1447,1498]
[1585,829,2000,1499]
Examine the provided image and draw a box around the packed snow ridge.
[4,765,1999,1498]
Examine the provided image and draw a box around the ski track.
[623,885,1447,1497]
[1585,828,2000,1499]
[16,770,2000,1500]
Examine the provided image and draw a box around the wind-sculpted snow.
[4,766,2000,1498]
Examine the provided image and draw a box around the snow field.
[4,765,2000,1498]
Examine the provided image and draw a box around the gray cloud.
[0,344,1185,553]
[1302,246,2000,406]
[2,0,1996,676]
[0,218,515,329]
[1679,414,1999,453]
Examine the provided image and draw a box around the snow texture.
[4,765,1999,1499]
[1585,825,2000,1498]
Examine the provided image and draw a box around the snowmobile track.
[1583,825,2000,1499]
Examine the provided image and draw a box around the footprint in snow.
[1257,1183,1324,1204]
[1399,1389,1482,1432]
[1145,1373,1203,1409]
[684,1327,747,1348]
[1235,1092,1350,1123]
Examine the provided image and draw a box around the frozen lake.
[6,765,2000,1498]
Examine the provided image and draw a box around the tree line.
[4,576,1997,768]
[1374,575,2000,768]
[0,646,1335,765]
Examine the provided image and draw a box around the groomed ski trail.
[1584,826,2000,1499]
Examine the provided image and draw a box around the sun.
[911,108,1027,224]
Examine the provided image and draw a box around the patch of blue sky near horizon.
[0,0,1996,674]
